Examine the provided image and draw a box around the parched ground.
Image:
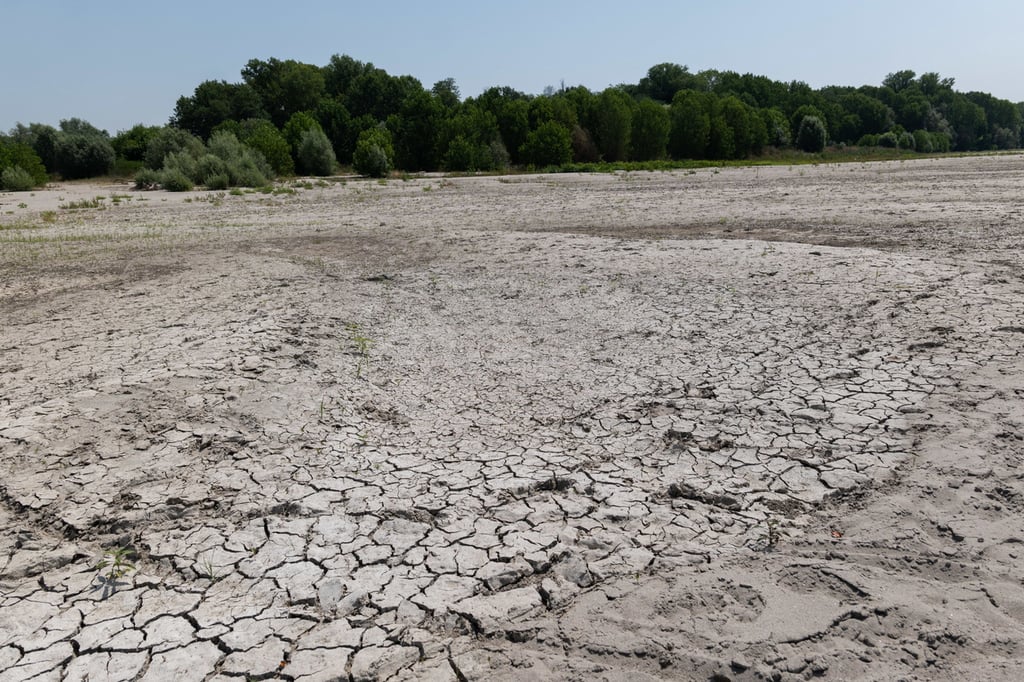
[1,155,1024,681]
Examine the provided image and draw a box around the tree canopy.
[7,56,1022,183]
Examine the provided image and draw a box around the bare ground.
[1,155,1024,681]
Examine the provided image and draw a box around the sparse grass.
[60,197,105,210]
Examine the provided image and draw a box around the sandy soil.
[1,155,1024,681]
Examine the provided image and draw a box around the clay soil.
[2,155,1024,681]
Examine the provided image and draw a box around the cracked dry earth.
[2,156,1024,681]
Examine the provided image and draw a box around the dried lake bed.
[2,155,1024,680]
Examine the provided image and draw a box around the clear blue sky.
[2,0,1022,134]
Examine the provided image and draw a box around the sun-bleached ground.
[2,155,1024,681]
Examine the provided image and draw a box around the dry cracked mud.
[2,155,1024,681]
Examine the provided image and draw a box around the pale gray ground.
[1,155,1024,681]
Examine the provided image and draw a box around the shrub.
[519,121,572,167]
[856,134,879,147]
[205,173,230,190]
[488,139,510,169]
[238,120,293,175]
[134,167,162,189]
[877,131,899,148]
[160,168,194,191]
[0,142,48,186]
[195,154,229,185]
[796,116,827,153]
[1,165,35,191]
[353,127,394,177]
[207,131,272,186]
[162,150,199,182]
[296,128,336,176]
[283,112,323,155]
[912,130,933,153]
[897,131,916,150]
[790,105,828,142]
[930,131,952,153]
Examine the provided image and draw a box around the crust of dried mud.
[2,155,1024,681]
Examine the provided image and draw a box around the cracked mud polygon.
[2,155,1024,680]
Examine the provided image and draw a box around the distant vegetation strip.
[1,57,1020,190]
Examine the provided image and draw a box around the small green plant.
[763,516,784,548]
[96,546,136,582]
[197,553,220,582]
[345,322,373,378]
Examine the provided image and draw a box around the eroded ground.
[2,156,1024,681]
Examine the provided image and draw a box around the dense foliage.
[6,58,1023,184]
[0,139,49,189]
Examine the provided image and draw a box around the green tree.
[882,69,917,93]
[171,80,267,139]
[0,140,48,187]
[314,97,353,164]
[669,90,712,159]
[474,87,531,164]
[112,124,161,162]
[389,88,444,170]
[631,99,670,160]
[519,121,572,167]
[8,123,59,173]
[790,105,828,143]
[796,116,827,152]
[53,119,115,179]
[296,128,336,176]
[439,102,501,171]
[431,78,461,109]
[242,58,326,127]
[593,88,634,162]
[528,96,577,131]
[638,63,699,102]
[282,111,323,157]
[322,54,372,98]
[144,127,204,169]
[946,93,987,150]
[760,108,790,147]
[237,119,293,175]
[352,126,394,177]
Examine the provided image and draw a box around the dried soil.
[2,155,1024,681]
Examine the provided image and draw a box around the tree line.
[2,56,1022,190]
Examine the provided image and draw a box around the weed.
[197,553,221,582]
[229,188,244,196]
[60,197,104,210]
[96,546,136,582]
[345,322,373,378]
[763,516,785,548]
[17,202,27,209]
